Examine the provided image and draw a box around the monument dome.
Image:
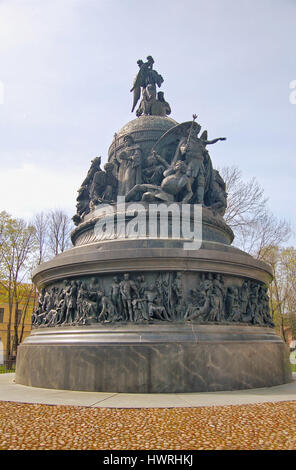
[108,115,178,164]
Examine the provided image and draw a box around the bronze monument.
[16,57,291,393]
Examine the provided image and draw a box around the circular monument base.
[16,323,292,393]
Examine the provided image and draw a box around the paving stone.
[0,400,296,450]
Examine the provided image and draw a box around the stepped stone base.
[15,323,292,393]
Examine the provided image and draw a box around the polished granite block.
[16,324,292,393]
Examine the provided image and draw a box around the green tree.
[259,246,296,343]
[0,211,36,366]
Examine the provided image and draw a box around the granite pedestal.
[16,323,291,393]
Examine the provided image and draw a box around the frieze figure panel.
[32,271,274,328]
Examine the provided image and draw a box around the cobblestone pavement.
[0,400,296,450]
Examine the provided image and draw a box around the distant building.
[0,284,36,365]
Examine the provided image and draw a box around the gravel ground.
[0,400,295,450]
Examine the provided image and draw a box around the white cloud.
[0,0,294,241]
[1,162,82,220]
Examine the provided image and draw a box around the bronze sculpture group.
[73,102,227,226]
[33,57,274,330]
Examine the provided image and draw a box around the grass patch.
[0,364,15,374]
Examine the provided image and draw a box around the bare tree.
[219,167,294,344]
[220,166,267,229]
[32,212,48,264]
[220,166,291,257]
[239,212,291,260]
[47,209,73,256]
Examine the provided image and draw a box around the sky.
[0,0,295,242]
